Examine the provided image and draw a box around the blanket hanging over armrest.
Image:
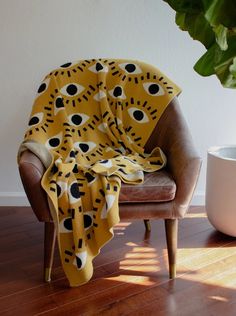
[18,58,181,286]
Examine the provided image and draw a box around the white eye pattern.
[118,63,142,74]
[73,251,87,270]
[93,90,106,101]
[68,113,90,127]
[128,107,149,123]
[143,82,165,96]
[99,159,113,168]
[115,118,122,125]
[68,181,81,204]
[101,194,116,219]
[46,132,62,149]
[108,86,126,99]
[37,78,50,95]
[28,112,44,127]
[97,123,108,133]
[56,181,68,198]
[60,83,84,97]
[74,141,97,154]
[59,217,73,233]
[89,62,108,73]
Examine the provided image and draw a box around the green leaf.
[214,35,236,88]
[229,57,236,76]
[175,12,186,30]
[203,0,236,28]
[163,0,202,13]
[194,44,217,76]
[175,12,215,48]
[213,24,228,50]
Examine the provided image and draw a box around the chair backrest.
[145,97,183,153]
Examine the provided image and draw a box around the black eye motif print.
[84,172,97,185]
[73,251,87,270]
[143,82,165,96]
[59,217,73,233]
[60,83,85,97]
[89,62,108,73]
[37,78,50,95]
[28,112,44,127]
[83,212,93,230]
[128,107,149,123]
[54,96,64,115]
[46,132,62,149]
[74,141,97,154]
[68,113,90,127]
[60,61,78,68]
[68,181,81,204]
[118,63,142,74]
[108,85,126,99]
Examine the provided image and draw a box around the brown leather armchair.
[18,97,201,283]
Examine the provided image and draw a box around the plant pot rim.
[208,145,236,161]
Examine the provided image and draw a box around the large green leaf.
[214,24,228,50]
[203,0,236,28]
[175,11,215,48]
[194,44,218,76]
[214,35,236,87]
[194,36,236,87]
[163,0,202,13]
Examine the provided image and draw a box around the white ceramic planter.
[206,146,236,237]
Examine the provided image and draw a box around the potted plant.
[164,0,236,236]
[163,0,236,88]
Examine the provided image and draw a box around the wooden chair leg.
[144,219,151,232]
[165,218,178,279]
[44,222,57,282]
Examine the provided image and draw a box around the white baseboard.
[191,191,205,205]
[0,192,29,206]
[0,191,205,207]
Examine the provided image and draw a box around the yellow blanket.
[18,59,181,286]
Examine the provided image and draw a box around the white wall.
[0,0,235,206]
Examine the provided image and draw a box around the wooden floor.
[0,206,236,315]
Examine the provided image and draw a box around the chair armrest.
[18,150,52,222]
[145,98,202,217]
[168,130,201,218]
[157,98,202,217]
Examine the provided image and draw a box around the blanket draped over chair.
[18,59,181,286]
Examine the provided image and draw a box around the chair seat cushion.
[119,170,176,203]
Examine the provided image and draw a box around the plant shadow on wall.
[164,0,236,89]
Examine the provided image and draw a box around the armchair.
[18,97,201,282]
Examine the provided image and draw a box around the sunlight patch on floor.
[209,295,229,302]
[114,243,163,275]
[114,222,132,229]
[185,212,207,218]
[107,274,156,285]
